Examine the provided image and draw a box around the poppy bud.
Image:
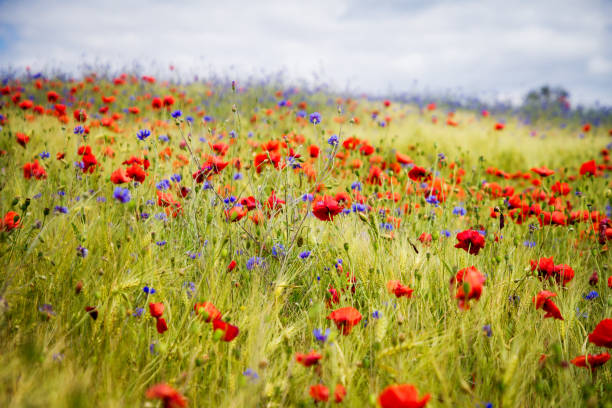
[75,280,83,294]
[43,208,50,216]
[20,198,31,211]
[343,242,349,251]
[589,271,599,286]
[11,198,19,206]
[213,328,224,341]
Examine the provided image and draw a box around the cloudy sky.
[0,0,611,105]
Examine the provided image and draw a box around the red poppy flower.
[454,230,485,255]
[145,383,187,408]
[149,302,164,318]
[192,156,228,182]
[309,384,329,402]
[360,144,374,156]
[160,95,174,107]
[152,97,163,109]
[194,302,221,323]
[418,232,432,244]
[408,166,427,181]
[19,100,33,110]
[266,190,285,211]
[334,384,346,403]
[2,211,21,231]
[396,152,413,165]
[378,384,430,408]
[110,168,130,184]
[47,91,59,103]
[239,196,257,211]
[530,166,555,177]
[570,352,610,371]
[23,160,47,180]
[533,291,563,320]
[296,350,322,367]
[452,266,486,309]
[156,317,168,334]
[387,280,414,298]
[552,264,574,285]
[588,319,612,348]
[212,319,239,341]
[225,206,247,222]
[85,306,98,320]
[579,160,597,176]
[608,276,612,288]
[227,260,237,272]
[126,164,146,183]
[309,144,320,158]
[494,122,505,130]
[312,196,342,221]
[16,132,29,147]
[530,257,555,279]
[327,307,362,335]
[73,109,88,122]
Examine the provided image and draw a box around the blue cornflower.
[39,151,50,159]
[203,115,213,122]
[140,212,150,219]
[113,187,131,203]
[186,116,193,123]
[302,193,314,202]
[229,130,237,138]
[76,245,88,258]
[97,196,106,203]
[54,205,69,214]
[233,172,243,180]
[133,307,144,317]
[146,199,155,206]
[155,212,167,221]
[380,222,393,231]
[328,134,339,146]
[73,125,85,135]
[272,243,286,258]
[583,291,599,300]
[171,110,182,118]
[243,368,259,381]
[136,129,151,141]
[483,324,492,337]
[351,181,362,191]
[352,203,367,212]
[156,179,171,190]
[313,328,330,343]
[143,286,156,294]
[378,120,386,127]
[299,251,311,259]
[184,281,196,298]
[158,134,169,142]
[170,174,182,183]
[425,195,439,207]
[309,112,321,125]
[246,256,264,270]
[452,206,466,216]
[372,310,381,319]
[438,152,446,160]
[296,110,307,118]
[156,241,167,246]
[523,240,536,248]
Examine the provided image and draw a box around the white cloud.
[0,0,610,105]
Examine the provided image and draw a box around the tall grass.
[0,77,610,407]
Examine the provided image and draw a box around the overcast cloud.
[0,0,610,105]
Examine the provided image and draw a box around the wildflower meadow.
[0,73,611,407]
